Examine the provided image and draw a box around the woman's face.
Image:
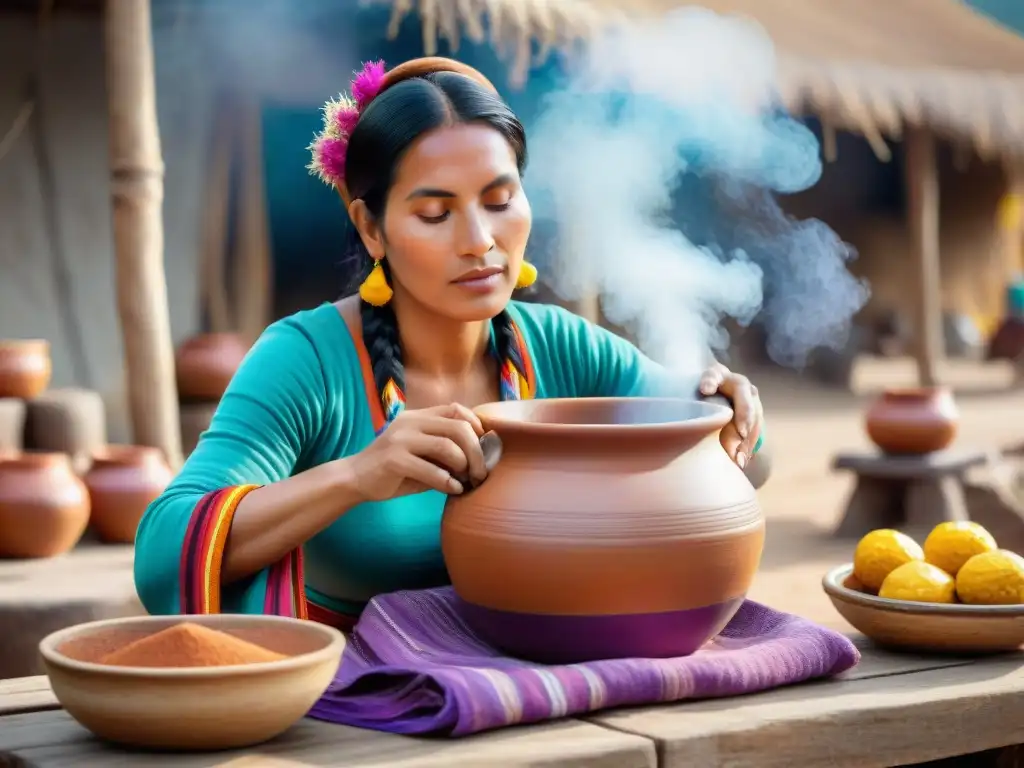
[354,123,532,322]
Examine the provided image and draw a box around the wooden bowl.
[823,564,1024,654]
[39,613,345,751]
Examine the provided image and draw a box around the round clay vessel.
[441,397,765,663]
[0,452,90,558]
[84,445,173,543]
[0,339,52,400]
[175,333,249,402]
[864,387,958,455]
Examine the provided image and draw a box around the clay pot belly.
[864,387,959,455]
[442,397,765,664]
[0,452,90,558]
[84,445,173,543]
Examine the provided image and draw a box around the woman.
[134,57,765,630]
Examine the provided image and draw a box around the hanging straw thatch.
[385,0,1024,159]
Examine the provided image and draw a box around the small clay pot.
[442,397,764,664]
[0,452,90,558]
[175,333,249,402]
[864,387,959,455]
[84,445,174,543]
[0,340,52,400]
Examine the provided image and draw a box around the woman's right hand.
[348,403,488,501]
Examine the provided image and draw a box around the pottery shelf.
[25,389,107,475]
[0,399,25,455]
[0,389,107,471]
[0,538,142,679]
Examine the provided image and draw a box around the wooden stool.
[831,449,989,539]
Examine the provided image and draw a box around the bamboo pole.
[233,97,273,343]
[105,0,183,469]
[903,126,943,387]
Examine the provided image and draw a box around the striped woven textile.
[309,586,860,736]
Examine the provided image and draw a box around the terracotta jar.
[442,397,765,663]
[0,340,52,400]
[175,333,249,402]
[0,452,90,558]
[864,387,958,455]
[84,445,174,543]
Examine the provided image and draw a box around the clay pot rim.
[0,339,49,352]
[0,451,71,469]
[39,613,346,678]
[177,332,250,349]
[474,397,732,436]
[823,563,1024,616]
[90,444,165,467]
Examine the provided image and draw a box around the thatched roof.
[387,0,1024,158]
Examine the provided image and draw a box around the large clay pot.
[442,397,765,663]
[0,452,90,558]
[864,387,958,455]
[84,445,173,543]
[0,340,52,400]
[175,333,249,402]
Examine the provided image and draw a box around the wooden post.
[904,126,943,387]
[105,0,183,469]
[233,96,273,343]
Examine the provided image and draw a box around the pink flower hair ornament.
[307,57,499,206]
[307,59,387,199]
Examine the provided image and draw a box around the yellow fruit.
[955,550,1024,605]
[852,529,924,592]
[878,561,957,603]
[923,521,997,576]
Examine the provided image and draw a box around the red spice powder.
[97,622,287,668]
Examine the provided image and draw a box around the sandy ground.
[744,355,1023,630]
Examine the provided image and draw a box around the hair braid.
[493,309,529,399]
[361,301,405,399]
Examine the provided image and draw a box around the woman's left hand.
[698,362,763,471]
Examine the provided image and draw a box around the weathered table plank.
[0,641,999,767]
[587,653,1024,768]
[0,710,656,767]
[0,676,59,716]
[839,636,979,680]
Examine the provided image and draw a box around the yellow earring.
[516,261,538,289]
[359,260,393,306]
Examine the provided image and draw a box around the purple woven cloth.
[307,587,860,736]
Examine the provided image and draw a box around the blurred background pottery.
[0,339,52,400]
[442,397,765,663]
[174,333,249,402]
[84,445,173,543]
[864,387,959,455]
[0,452,90,558]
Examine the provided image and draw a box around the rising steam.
[524,8,869,377]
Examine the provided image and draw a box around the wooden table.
[2,639,1024,767]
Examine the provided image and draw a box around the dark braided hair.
[342,72,530,424]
